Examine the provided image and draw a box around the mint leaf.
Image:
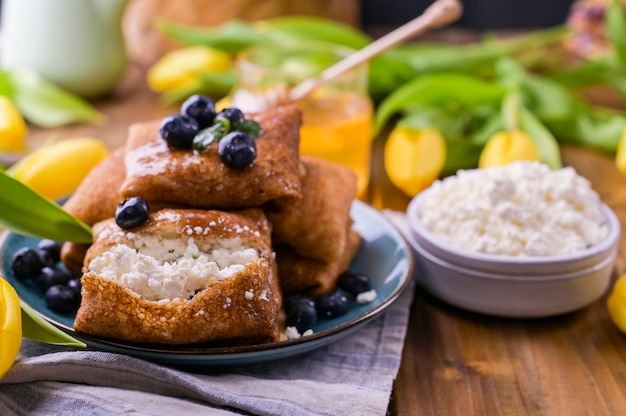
[233,119,264,138]
[192,120,229,151]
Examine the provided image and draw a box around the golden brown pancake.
[264,156,357,263]
[74,208,282,345]
[119,104,303,209]
[276,227,361,296]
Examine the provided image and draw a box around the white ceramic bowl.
[406,189,621,318]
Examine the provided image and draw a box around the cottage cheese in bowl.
[405,161,621,317]
[417,161,608,257]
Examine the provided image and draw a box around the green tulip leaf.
[0,171,92,243]
[374,73,506,133]
[7,69,102,128]
[515,97,563,169]
[157,19,269,54]
[259,15,371,50]
[607,0,626,68]
[20,300,85,347]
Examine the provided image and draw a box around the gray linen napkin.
[0,211,415,416]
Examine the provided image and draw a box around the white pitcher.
[1,0,129,98]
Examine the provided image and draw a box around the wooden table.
[28,67,626,416]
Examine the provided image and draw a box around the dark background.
[361,0,577,29]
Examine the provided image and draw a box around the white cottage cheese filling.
[417,161,608,256]
[88,236,259,301]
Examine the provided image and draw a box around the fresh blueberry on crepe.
[218,131,257,170]
[115,197,150,230]
[216,107,245,125]
[159,113,199,149]
[181,94,216,128]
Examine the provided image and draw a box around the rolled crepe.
[276,226,361,296]
[264,156,357,263]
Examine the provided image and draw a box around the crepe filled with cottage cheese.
[119,104,303,209]
[73,208,282,345]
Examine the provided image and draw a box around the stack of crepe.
[62,104,360,346]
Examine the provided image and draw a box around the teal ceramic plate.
[1,201,413,366]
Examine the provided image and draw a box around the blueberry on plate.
[338,270,372,296]
[216,107,245,125]
[181,94,216,128]
[34,266,71,293]
[115,197,150,230]
[284,295,317,333]
[218,131,257,170]
[45,284,80,314]
[67,278,82,295]
[11,247,44,280]
[316,290,350,319]
[37,239,62,263]
[159,113,199,149]
[37,249,57,268]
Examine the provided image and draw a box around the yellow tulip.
[0,96,28,152]
[615,125,626,175]
[478,130,540,169]
[608,274,626,333]
[384,125,446,197]
[147,45,232,93]
[0,278,22,379]
[7,137,109,200]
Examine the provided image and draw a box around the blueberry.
[115,197,150,230]
[284,295,317,333]
[159,114,200,149]
[218,131,257,170]
[37,239,62,263]
[34,266,71,293]
[316,290,350,319]
[338,270,372,296]
[45,284,80,314]
[181,94,216,128]
[11,247,44,280]
[37,249,57,268]
[67,278,82,295]
[216,107,245,125]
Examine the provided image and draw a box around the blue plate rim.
[1,200,414,364]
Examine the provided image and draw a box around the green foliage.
[0,171,92,243]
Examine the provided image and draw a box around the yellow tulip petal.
[0,278,22,379]
[216,95,232,112]
[147,46,232,93]
[384,126,446,197]
[607,274,626,333]
[7,137,109,200]
[479,130,540,169]
[0,96,28,152]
